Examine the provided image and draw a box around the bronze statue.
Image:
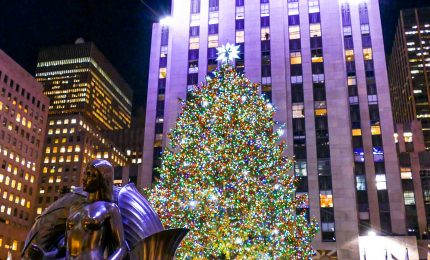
[22,159,188,260]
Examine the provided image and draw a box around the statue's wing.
[128,228,189,260]
[117,183,164,250]
[21,189,87,258]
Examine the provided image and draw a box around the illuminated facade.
[103,118,145,185]
[143,0,411,258]
[389,7,430,149]
[0,50,49,259]
[35,42,132,214]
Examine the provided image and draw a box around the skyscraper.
[388,7,430,149]
[143,0,413,258]
[0,50,49,259]
[35,42,132,213]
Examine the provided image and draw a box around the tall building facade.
[0,50,49,259]
[143,0,413,258]
[35,42,132,213]
[388,7,430,149]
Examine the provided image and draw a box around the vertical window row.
[260,0,271,102]
[207,0,219,73]
[308,0,335,242]
[341,3,370,236]
[188,0,201,93]
[235,0,245,74]
[152,22,170,173]
[288,0,309,220]
[359,3,392,234]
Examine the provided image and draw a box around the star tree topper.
[216,43,240,64]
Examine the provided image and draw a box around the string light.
[146,64,318,259]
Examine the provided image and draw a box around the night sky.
[0,0,429,114]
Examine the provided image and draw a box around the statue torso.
[66,201,113,259]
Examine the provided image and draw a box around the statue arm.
[107,204,127,260]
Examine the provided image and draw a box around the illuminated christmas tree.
[147,45,318,259]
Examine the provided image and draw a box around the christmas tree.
[147,49,318,258]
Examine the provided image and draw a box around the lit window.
[345,50,354,61]
[294,161,307,176]
[290,52,302,65]
[361,24,370,34]
[260,3,269,16]
[356,175,366,191]
[363,48,373,60]
[189,37,199,50]
[26,201,30,208]
[401,167,412,179]
[308,0,319,13]
[371,126,381,135]
[261,27,270,41]
[159,68,167,79]
[343,26,352,36]
[315,108,327,116]
[289,26,300,40]
[208,35,219,48]
[71,118,77,124]
[320,190,333,208]
[310,23,321,37]
[375,174,387,190]
[404,191,415,205]
[292,103,305,118]
[288,2,299,15]
[236,31,244,43]
[404,132,413,143]
[208,11,219,24]
[312,74,324,83]
[236,6,244,19]
[291,76,303,84]
[348,76,356,86]
[37,207,42,215]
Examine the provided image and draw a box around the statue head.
[82,159,114,202]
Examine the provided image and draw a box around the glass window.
[310,23,321,37]
[320,190,333,208]
[191,0,200,14]
[292,103,305,118]
[308,0,320,13]
[361,24,370,34]
[345,49,354,61]
[291,76,303,84]
[261,3,269,17]
[356,175,366,191]
[404,132,413,143]
[375,174,387,190]
[289,26,300,40]
[403,191,416,205]
[189,37,199,50]
[290,52,302,64]
[209,11,219,24]
[261,27,270,41]
[208,35,219,48]
[236,31,244,43]
[343,26,352,36]
[400,167,412,179]
[363,48,373,60]
[371,126,381,135]
[288,2,299,16]
[236,6,245,19]
[295,161,307,176]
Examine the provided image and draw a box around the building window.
[401,167,412,179]
[375,174,387,190]
[290,52,302,64]
[404,132,413,143]
[356,175,366,191]
[295,161,307,176]
[403,191,415,205]
[320,190,333,208]
[289,26,300,40]
[310,23,321,37]
[292,103,305,118]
